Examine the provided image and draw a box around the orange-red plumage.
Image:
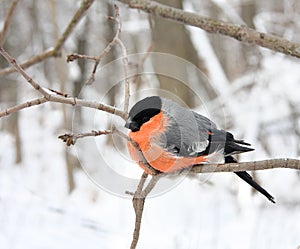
[127,111,207,174]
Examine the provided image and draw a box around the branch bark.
[0,97,48,118]
[130,173,161,249]
[188,158,300,174]
[118,0,300,59]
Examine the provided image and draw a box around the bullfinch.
[125,96,275,203]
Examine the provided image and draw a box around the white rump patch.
[203,150,225,164]
[188,140,209,155]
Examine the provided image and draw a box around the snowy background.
[1,0,300,249]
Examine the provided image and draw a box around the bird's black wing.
[161,110,254,158]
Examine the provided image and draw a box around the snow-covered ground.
[1,1,300,248]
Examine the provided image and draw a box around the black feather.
[224,131,254,155]
[225,156,275,203]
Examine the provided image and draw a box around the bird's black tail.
[225,156,275,203]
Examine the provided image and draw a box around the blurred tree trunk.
[48,0,78,193]
[206,2,240,81]
[102,2,120,147]
[0,79,22,164]
[240,1,259,195]
[151,0,213,107]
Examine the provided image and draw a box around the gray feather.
[157,98,216,157]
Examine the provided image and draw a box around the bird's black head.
[125,96,162,132]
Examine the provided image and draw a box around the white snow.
[1,2,300,249]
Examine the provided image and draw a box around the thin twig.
[116,37,130,113]
[0,0,95,76]
[110,5,130,112]
[86,5,124,84]
[132,172,149,209]
[53,0,95,54]
[130,172,148,249]
[0,46,51,97]
[0,97,48,118]
[130,173,161,249]
[67,4,124,85]
[58,129,113,146]
[57,126,160,174]
[0,46,127,119]
[189,158,300,173]
[66,4,131,110]
[118,0,300,59]
[0,0,19,46]
[66,53,97,62]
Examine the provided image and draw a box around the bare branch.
[58,129,113,146]
[0,97,48,118]
[0,49,56,76]
[189,158,300,174]
[107,5,130,112]
[0,0,95,76]
[0,47,127,120]
[67,4,124,85]
[66,4,131,111]
[53,0,95,54]
[0,0,19,46]
[0,46,51,97]
[118,0,300,59]
[116,37,130,113]
[87,5,124,85]
[130,173,161,249]
[130,172,148,249]
[66,3,131,108]
[66,53,97,62]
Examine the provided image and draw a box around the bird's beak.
[125,118,132,129]
[125,118,139,132]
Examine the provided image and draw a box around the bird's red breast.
[127,111,207,174]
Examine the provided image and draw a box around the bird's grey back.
[159,98,216,157]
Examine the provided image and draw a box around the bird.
[125,96,275,203]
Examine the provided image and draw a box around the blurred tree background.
[1,0,300,248]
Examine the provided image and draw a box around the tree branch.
[188,158,300,174]
[53,0,95,54]
[118,0,300,59]
[0,0,95,76]
[0,0,19,46]
[130,172,148,249]
[0,47,127,120]
[66,4,131,110]
[58,129,113,146]
[130,173,161,249]
[0,97,48,118]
